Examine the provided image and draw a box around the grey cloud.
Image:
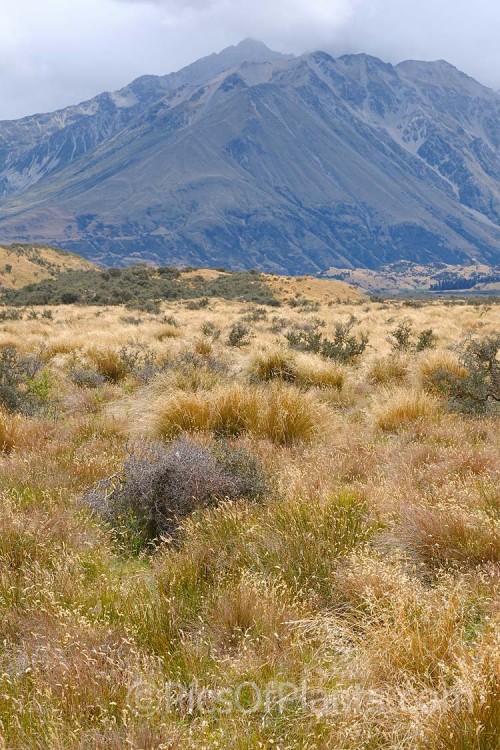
[0,0,499,120]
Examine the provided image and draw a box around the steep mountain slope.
[0,39,286,197]
[0,43,499,272]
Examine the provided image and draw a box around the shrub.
[186,297,209,310]
[0,345,44,413]
[201,322,221,340]
[70,368,107,389]
[211,442,271,502]
[84,439,268,545]
[87,345,159,384]
[227,322,251,347]
[426,335,500,414]
[419,351,468,393]
[388,321,412,352]
[389,321,436,353]
[286,317,368,363]
[320,320,369,363]
[0,308,23,321]
[241,307,268,323]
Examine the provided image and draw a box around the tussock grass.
[249,349,344,390]
[400,503,500,567]
[154,383,322,444]
[249,349,298,383]
[87,346,128,382]
[374,388,442,431]
[368,354,409,385]
[0,408,20,452]
[0,295,499,749]
[155,323,181,341]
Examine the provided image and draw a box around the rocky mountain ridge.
[0,40,499,273]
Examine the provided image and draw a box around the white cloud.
[0,0,499,120]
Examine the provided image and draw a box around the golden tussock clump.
[400,502,500,567]
[0,409,20,453]
[153,383,323,444]
[374,388,442,432]
[248,349,297,383]
[87,347,128,383]
[249,349,345,390]
[155,323,181,341]
[368,354,409,385]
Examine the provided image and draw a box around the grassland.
[0,244,95,290]
[0,286,498,749]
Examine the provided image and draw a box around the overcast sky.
[1,0,499,120]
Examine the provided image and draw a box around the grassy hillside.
[2,263,362,307]
[0,244,96,289]
[0,291,498,749]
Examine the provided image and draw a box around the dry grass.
[368,354,409,385]
[374,388,442,431]
[154,383,322,444]
[87,346,128,382]
[0,294,498,749]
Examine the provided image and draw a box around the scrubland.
[0,292,499,749]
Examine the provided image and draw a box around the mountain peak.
[217,38,287,64]
[235,38,274,52]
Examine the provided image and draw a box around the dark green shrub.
[429,335,500,414]
[416,329,437,352]
[201,322,221,340]
[389,321,436,353]
[228,322,251,347]
[286,318,368,363]
[320,320,368,363]
[0,346,46,412]
[70,368,107,389]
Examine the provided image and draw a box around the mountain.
[0,41,499,273]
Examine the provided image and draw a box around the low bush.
[70,368,107,389]
[0,345,45,413]
[425,335,500,414]
[201,322,221,340]
[388,321,436,353]
[286,317,368,363]
[84,439,269,545]
[227,322,251,347]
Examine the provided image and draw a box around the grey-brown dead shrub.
[84,439,269,546]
